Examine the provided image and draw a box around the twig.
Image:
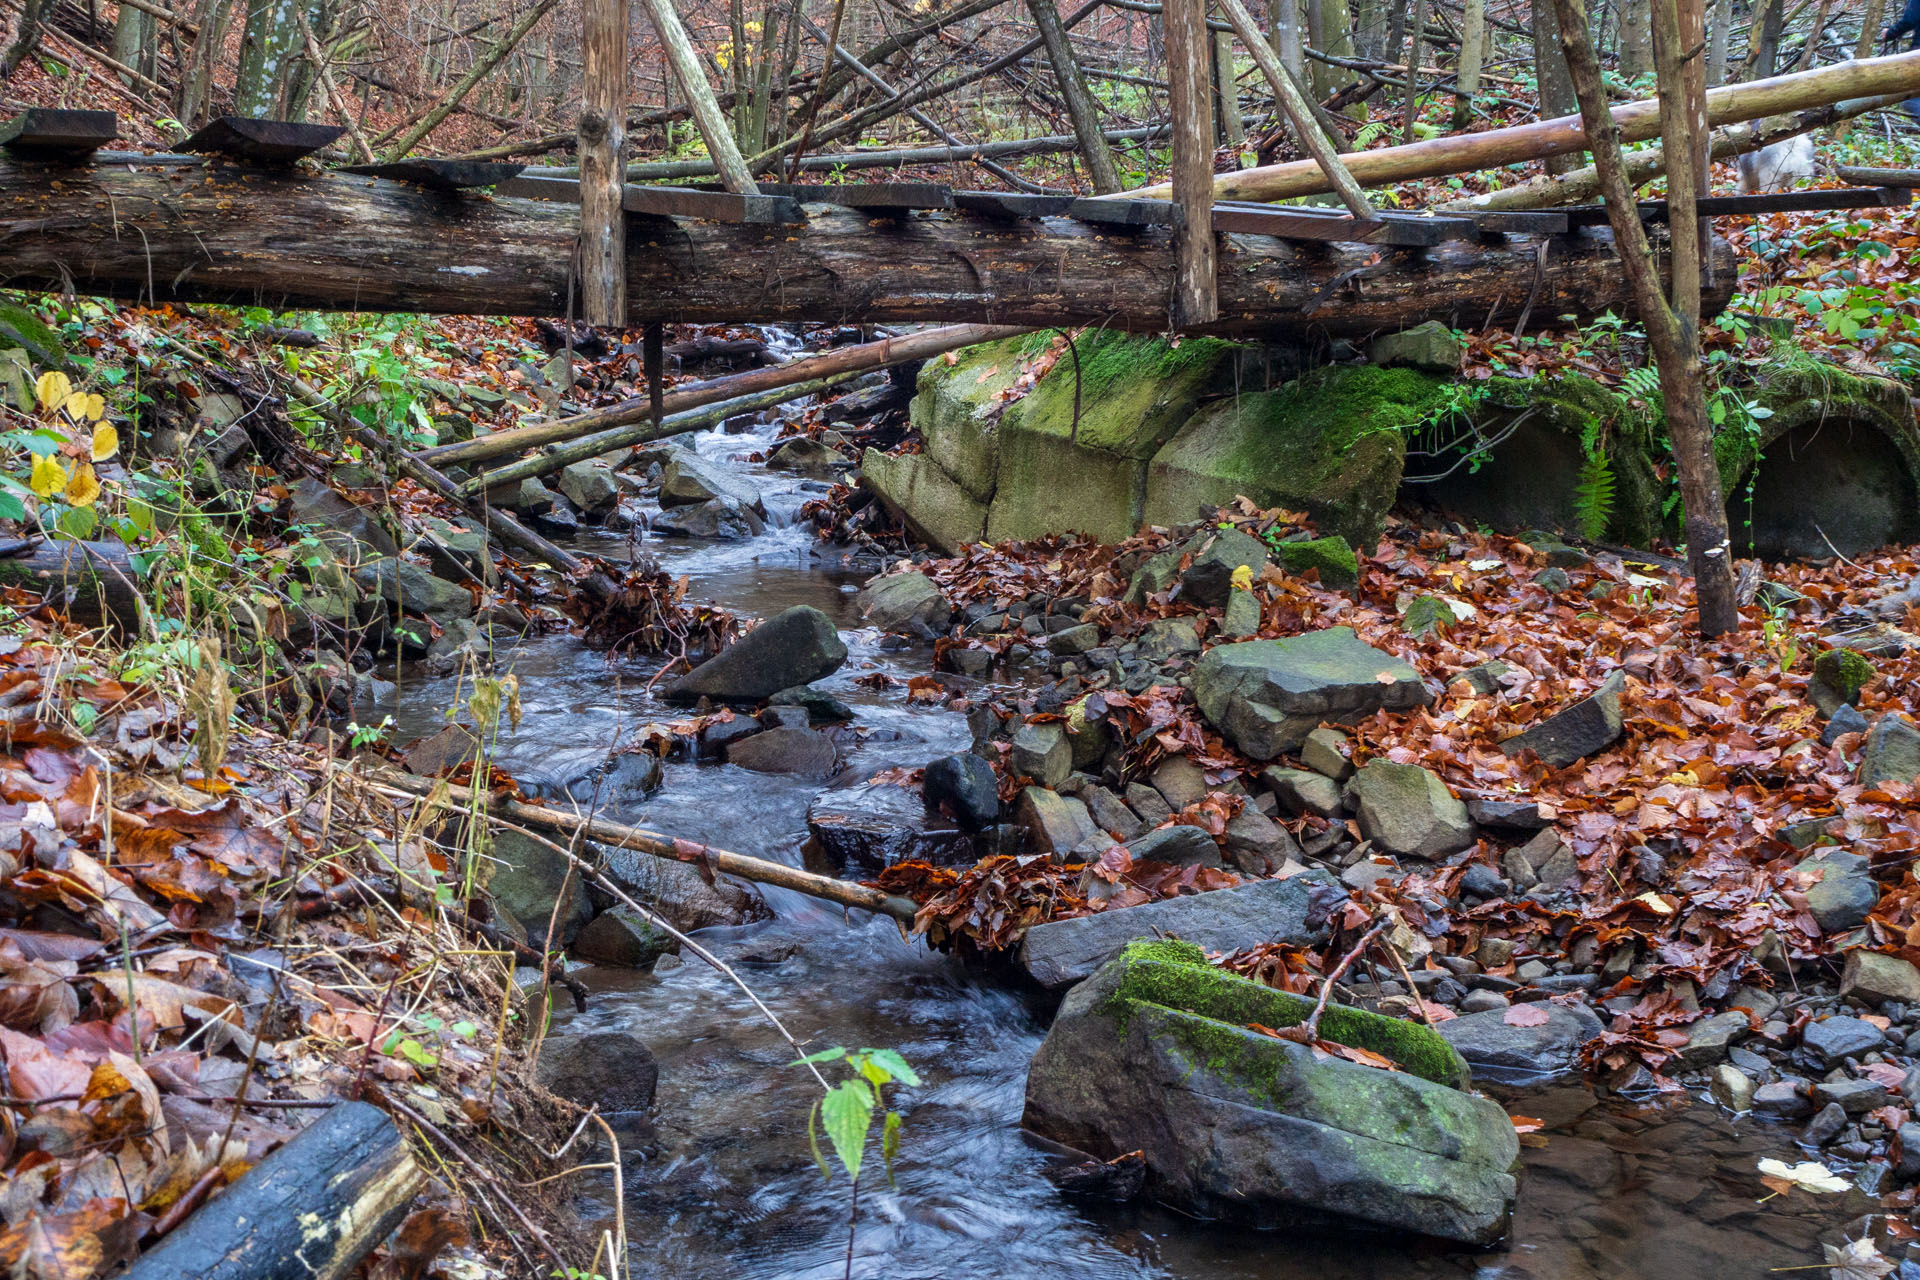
[386,1094,570,1273]
[1275,919,1390,1045]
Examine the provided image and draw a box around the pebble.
[1803,1101,1849,1145]
[1459,989,1511,1014]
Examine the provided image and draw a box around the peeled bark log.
[0,153,1734,335]
[126,1101,420,1280]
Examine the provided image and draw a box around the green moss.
[1813,647,1874,701]
[1098,940,1468,1089]
[0,298,67,370]
[1274,535,1358,588]
[1007,331,1239,456]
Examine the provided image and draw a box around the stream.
[377,355,1863,1279]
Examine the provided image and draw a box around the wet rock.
[1148,756,1209,810]
[1464,797,1551,831]
[1498,670,1625,768]
[1434,1002,1604,1085]
[1345,761,1475,860]
[1813,1077,1889,1114]
[518,747,664,807]
[767,685,855,724]
[600,849,771,932]
[650,496,766,540]
[857,572,952,635]
[1193,627,1429,760]
[1178,529,1271,608]
[1012,723,1072,788]
[759,705,811,731]
[1841,951,1920,1005]
[558,460,621,516]
[727,726,839,778]
[1753,1080,1815,1117]
[536,1031,657,1114]
[923,753,1000,832]
[1048,624,1101,656]
[531,498,581,538]
[1023,940,1516,1244]
[1222,589,1261,638]
[487,830,594,950]
[659,455,764,513]
[1804,1015,1887,1066]
[764,437,847,477]
[1262,766,1343,820]
[1672,1011,1751,1070]
[667,606,848,704]
[1125,824,1222,869]
[1017,787,1101,859]
[1459,989,1509,1014]
[1821,703,1871,746]
[572,907,678,969]
[1898,1123,1920,1179]
[808,783,977,870]
[1861,715,1920,788]
[1795,850,1880,933]
[1017,874,1332,990]
[353,557,476,623]
[1803,1101,1848,1146]
[494,476,560,514]
[1083,785,1143,840]
[1709,1064,1755,1112]
[697,713,761,759]
[404,723,482,777]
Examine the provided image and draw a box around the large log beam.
[0,154,1735,335]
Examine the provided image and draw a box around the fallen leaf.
[1503,1003,1552,1027]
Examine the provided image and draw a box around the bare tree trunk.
[1744,0,1782,78]
[1619,0,1653,76]
[108,4,156,86]
[1271,0,1304,75]
[1534,0,1581,172]
[1219,0,1374,212]
[1791,0,1835,70]
[1308,0,1361,112]
[580,0,628,326]
[1215,29,1247,146]
[174,0,236,125]
[1029,0,1124,190]
[1166,0,1219,328]
[1705,0,1730,84]
[635,0,760,191]
[1401,0,1428,140]
[1,0,47,78]
[383,0,562,160]
[1452,0,1484,126]
[1547,0,1738,636]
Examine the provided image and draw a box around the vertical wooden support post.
[635,0,760,193]
[1165,0,1217,329]
[580,0,629,327]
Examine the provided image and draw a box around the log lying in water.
[0,153,1734,334]
[125,1101,420,1280]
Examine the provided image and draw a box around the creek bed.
[377,372,1861,1280]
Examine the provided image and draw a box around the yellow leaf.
[34,370,71,414]
[62,391,105,423]
[65,463,101,508]
[29,453,68,499]
[90,422,118,461]
[1230,564,1253,592]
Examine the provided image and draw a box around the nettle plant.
[793,1045,920,1187]
[4,371,122,538]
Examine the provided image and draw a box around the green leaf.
[451,1020,478,1039]
[858,1048,920,1088]
[57,506,96,540]
[881,1110,902,1186]
[394,1037,438,1068]
[807,1098,830,1179]
[821,1079,874,1183]
[790,1046,849,1067]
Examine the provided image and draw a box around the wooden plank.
[0,108,116,155]
[622,185,806,223]
[338,159,525,190]
[953,191,1077,218]
[1836,165,1920,188]
[1562,186,1911,225]
[1209,202,1382,240]
[1466,209,1570,235]
[757,181,955,211]
[494,174,590,203]
[178,117,343,164]
[1370,212,1481,245]
[1067,196,1178,227]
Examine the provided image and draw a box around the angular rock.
[1148,756,1208,810]
[600,848,770,933]
[1822,703,1871,746]
[1434,1002,1604,1085]
[1018,874,1331,990]
[726,726,838,778]
[1125,824,1222,869]
[923,753,1000,831]
[1464,797,1551,831]
[1345,761,1475,860]
[666,606,847,703]
[1274,535,1360,589]
[767,685,855,724]
[1222,807,1301,876]
[1125,783,1174,827]
[659,455,763,512]
[1047,624,1101,656]
[1802,1015,1887,1066]
[1861,715,1920,788]
[557,460,621,515]
[536,1031,657,1114]
[1262,766,1344,819]
[488,830,593,950]
[1813,1077,1889,1114]
[287,477,398,563]
[352,557,475,623]
[1017,787,1101,858]
[807,783,977,871]
[1795,850,1880,934]
[858,448,987,555]
[857,572,952,635]
[1498,670,1625,768]
[1192,627,1429,760]
[1369,320,1464,374]
[764,437,847,477]
[1083,785,1143,840]
[651,495,767,540]
[1135,616,1201,661]
[1841,951,1920,1005]
[1222,588,1262,638]
[517,746,663,808]
[1803,1101,1847,1146]
[1672,1010,1751,1070]
[1012,722,1072,788]
[1709,1064,1755,1112]
[1023,940,1516,1244]
[1300,727,1355,782]
[1753,1080,1815,1117]
[572,907,678,969]
[1178,529,1270,608]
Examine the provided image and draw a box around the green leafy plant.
[1573,451,1616,541]
[793,1045,919,1186]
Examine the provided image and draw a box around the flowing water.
[379,353,1865,1280]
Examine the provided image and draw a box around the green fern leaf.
[1574,452,1616,542]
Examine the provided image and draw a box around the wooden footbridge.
[0,106,1912,337]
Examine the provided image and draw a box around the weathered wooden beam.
[578,0,629,326]
[0,155,1736,335]
[0,108,116,156]
[1164,0,1219,328]
[0,538,144,630]
[338,159,525,190]
[178,117,343,165]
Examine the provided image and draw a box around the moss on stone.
[1006,330,1240,457]
[1466,373,1661,547]
[0,299,67,370]
[1274,535,1358,588]
[1813,647,1874,701]
[1099,940,1469,1089]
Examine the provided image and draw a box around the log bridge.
[0,110,1912,336]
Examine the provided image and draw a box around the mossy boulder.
[909,335,1032,502]
[986,331,1240,543]
[1274,534,1359,588]
[1809,646,1874,717]
[1022,940,1518,1243]
[1425,373,1661,547]
[1141,365,1434,549]
[0,298,67,371]
[859,449,986,555]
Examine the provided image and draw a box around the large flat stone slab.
[1192,627,1429,760]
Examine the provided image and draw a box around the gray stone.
[1048,624,1102,656]
[1345,761,1475,860]
[768,685,856,724]
[1017,874,1333,991]
[858,448,987,555]
[1222,808,1301,876]
[659,455,764,512]
[1012,722,1073,788]
[1452,661,1514,696]
[1084,785,1143,840]
[666,606,847,703]
[1125,824,1222,869]
[1435,1002,1605,1085]
[572,907,678,969]
[1458,862,1509,900]
[518,746,663,808]
[807,783,979,872]
[1803,1101,1848,1146]
[1813,1077,1890,1114]
[1178,529,1271,608]
[856,571,952,635]
[1861,715,1920,788]
[1459,989,1510,1014]
[1672,1010,1751,1070]
[1753,1080,1815,1117]
[1017,787,1101,858]
[1135,616,1202,661]
[1149,756,1209,810]
[726,726,839,778]
[1223,588,1262,638]
[764,437,847,476]
[1532,843,1580,892]
[1841,951,1920,1005]
[495,476,560,514]
[1499,670,1625,768]
[1300,727,1356,782]
[1125,783,1174,827]
[418,517,497,588]
[600,847,770,933]
[286,476,398,563]
[487,830,594,951]
[1368,320,1464,374]
[557,460,621,515]
[1262,766,1344,819]
[1023,940,1516,1244]
[1803,1015,1887,1066]
[1709,1064,1755,1112]
[1898,1123,1920,1179]
[1464,798,1550,831]
[1822,703,1871,746]
[1796,850,1881,933]
[649,496,766,539]
[536,1031,657,1113]
[1192,628,1429,760]
[352,557,476,622]
[923,753,1000,831]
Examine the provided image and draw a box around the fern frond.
[1574,452,1616,542]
